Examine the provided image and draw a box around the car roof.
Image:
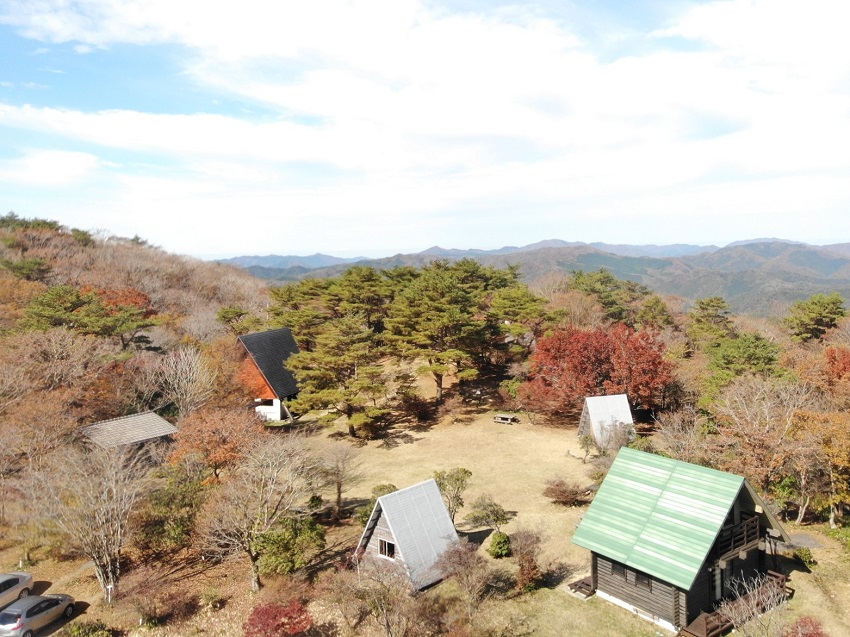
[0,573,30,580]
[1,595,54,613]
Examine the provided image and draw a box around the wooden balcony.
[715,515,760,563]
[676,571,791,637]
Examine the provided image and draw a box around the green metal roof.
[572,448,744,590]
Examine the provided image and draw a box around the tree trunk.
[248,551,262,592]
[334,483,343,522]
[433,372,443,403]
[795,494,810,525]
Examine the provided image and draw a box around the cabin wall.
[594,554,679,627]
[364,510,398,562]
[685,561,713,625]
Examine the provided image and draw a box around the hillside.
[233,240,850,314]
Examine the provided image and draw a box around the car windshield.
[0,611,21,624]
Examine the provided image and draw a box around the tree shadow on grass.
[458,528,493,547]
[539,561,577,588]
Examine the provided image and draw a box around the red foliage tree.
[824,346,850,381]
[243,601,313,637]
[520,324,672,416]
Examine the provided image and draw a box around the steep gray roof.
[237,328,300,399]
[357,479,459,589]
[82,412,178,448]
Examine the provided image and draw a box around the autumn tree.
[434,467,472,525]
[792,411,850,528]
[785,292,846,343]
[31,445,151,600]
[197,436,322,591]
[519,324,672,417]
[243,601,313,637]
[710,376,816,494]
[171,408,266,479]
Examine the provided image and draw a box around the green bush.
[59,620,113,637]
[488,531,512,558]
[794,547,816,567]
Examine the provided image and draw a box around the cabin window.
[611,562,625,578]
[635,572,652,591]
[379,539,396,559]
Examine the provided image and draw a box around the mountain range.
[219,239,850,315]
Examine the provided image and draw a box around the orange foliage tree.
[171,408,267,480]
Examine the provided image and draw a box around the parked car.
[0,574,32,611]
[0,594,74,637]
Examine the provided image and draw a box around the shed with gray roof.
[81,412,178,448]
[572,448,789,632]
[356,479,458,590]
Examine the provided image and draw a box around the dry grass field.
[0,404,847,636]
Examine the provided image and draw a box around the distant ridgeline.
[220,239,850,315]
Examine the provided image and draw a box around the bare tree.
[717,573,789,637]
[319,441,365,522]
[435,538,493,622]
[655,406,708,464]
[30,445,151,600]
[197,435,321,592]
[712,376,817,491]
[158,346,217,417]
[353,557,416,637]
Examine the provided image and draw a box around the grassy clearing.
[1,404,847,636]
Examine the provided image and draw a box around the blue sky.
[1,0,849,259]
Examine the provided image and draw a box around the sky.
[1,0,850,259]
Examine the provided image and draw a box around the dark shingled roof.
[238,327,300,399]
[82,412,178,448]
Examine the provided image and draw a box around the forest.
[0,212,847,637]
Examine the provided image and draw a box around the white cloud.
[1,0,850,255]
[0,148,101,186]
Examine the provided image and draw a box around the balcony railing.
[715,515,760,561]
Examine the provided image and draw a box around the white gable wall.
[578,394,634,449]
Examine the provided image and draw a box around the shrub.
[543,479,591,507]
[488,531,512,558]
[243,601,313,637]
[59,621,113,637]
[782,616,829,637]
[794,547,816,567]
[511,529,542,592]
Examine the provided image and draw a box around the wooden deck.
[676,572,790,637]
[567,576,595,599]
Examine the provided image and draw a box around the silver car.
[0,575,32,611]
[0,594,74,637]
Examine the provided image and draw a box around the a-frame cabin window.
[379,539,396,559]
